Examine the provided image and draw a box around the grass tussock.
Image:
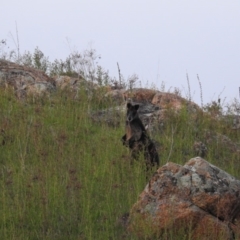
[0,84,239,240]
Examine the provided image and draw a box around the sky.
[1,1,240,106]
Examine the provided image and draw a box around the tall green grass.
[0,87,146,239]
[0,86,239,239]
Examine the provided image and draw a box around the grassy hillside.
[0,87,145,239]
[0,85,240,239]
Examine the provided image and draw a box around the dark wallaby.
[121,102,159,169]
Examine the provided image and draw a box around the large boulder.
[152,91,200,112]
[0,59,55,97]
[123,88,159,103]
[90,101,161,128]
[0,60,101,98]
[105,89,126,104]
[54,75,98,92]
[128,157,240,239]
[101,88,202,133]
[106,88,200,112]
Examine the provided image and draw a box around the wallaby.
[122,102,159,168]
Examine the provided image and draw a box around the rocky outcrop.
[55,75,98,92]
[107,88,200,112]
[0,59,55,98]
[90,102,161,128]
[152,91,200,112]
[0,59,200,117]
[124,88,159,103]
[128,157,240,239]
[105,89,126,104]
[97,88,202,132]
[0,59,108,98]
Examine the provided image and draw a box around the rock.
[106,88,200,112]
[102,88,202,132]
[124,88,159,103]
[152,91,200,112]
[90,105,125,127]
[104,89,125,104]
[55,75,76,89]
[25,82,55,96]
[193,141,208,158]
[54,75,98,92]
[205,131,240,154]
[128,157,240,239]
[0,60,102,98]
[90,101,161,129]
[0,59,55,97]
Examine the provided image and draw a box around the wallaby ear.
[127,102,132,109]
[134,104,139,110]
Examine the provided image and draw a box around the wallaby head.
[126,103,139,122]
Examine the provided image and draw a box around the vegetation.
[0,43,240,239]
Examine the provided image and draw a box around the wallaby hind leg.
[145,141,160,168]
[121,134,127,145]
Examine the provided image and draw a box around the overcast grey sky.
[1,1,240,106]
